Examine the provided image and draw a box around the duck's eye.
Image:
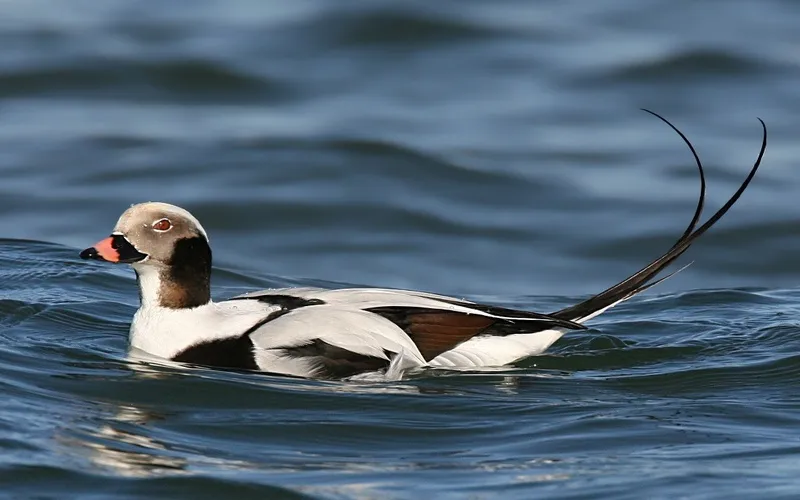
[152,218,172,232]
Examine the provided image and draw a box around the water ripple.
[591,49,782,85]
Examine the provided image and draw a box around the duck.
[79,114,767,380]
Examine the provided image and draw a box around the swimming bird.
[79,112,767,380]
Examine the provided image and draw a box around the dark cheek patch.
[157,236,212,309]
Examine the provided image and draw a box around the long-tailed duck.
[80,113,767,379]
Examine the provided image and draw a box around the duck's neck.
[133,236,213,310]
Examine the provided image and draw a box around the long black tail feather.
[551,111,767,322]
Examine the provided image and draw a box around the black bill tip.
[80,247,99,260]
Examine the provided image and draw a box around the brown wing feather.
[367,306,553,361]
[401,311,495,361]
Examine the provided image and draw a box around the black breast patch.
[172,335,258,371]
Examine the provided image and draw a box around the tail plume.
[551,110,767,323]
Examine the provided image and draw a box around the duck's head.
[80,202,212,309]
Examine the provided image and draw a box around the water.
[1,1,800,498]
